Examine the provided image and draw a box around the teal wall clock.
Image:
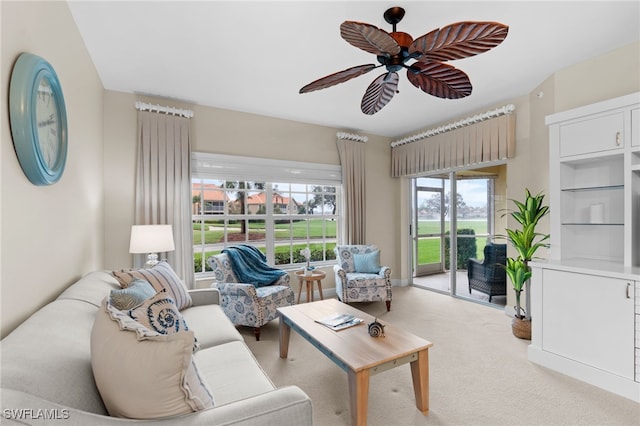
[9,53,68,185]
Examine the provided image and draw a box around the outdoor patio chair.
[467,242,507,302]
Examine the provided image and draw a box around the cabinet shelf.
[561,184,624,192]
[561,222,624,226]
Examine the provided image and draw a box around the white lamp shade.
[129,225,175,254]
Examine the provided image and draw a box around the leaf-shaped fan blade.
[361,72,399,115]
[299,64,377,94]
[340,21,401,56]
[406,61,472,99]
[409,21,508,62]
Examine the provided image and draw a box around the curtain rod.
[336,132,368,143]
[390,104,515,148]
[134,101,194,118]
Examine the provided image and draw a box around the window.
[191,153,342,275]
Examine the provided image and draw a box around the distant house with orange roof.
[245,192,301,214]
[192,183,229,214]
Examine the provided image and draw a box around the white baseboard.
[528,346,640,402]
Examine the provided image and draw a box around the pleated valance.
[391,113,516,177]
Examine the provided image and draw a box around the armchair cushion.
[353,250,380,273]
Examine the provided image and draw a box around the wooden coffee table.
[277,299,433,426]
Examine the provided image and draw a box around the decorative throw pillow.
[109,279,156,310]
[128,289,186,333]
[91,298,214,419]
[353,250,380,273]
[128,290,200,353]
[113,261,192,310]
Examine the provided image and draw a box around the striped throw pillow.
[113,261,192,310]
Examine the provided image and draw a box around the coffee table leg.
[410,349,429,414]
[279,317,291,358]
[317,280,324,300]
[347,368,369,426]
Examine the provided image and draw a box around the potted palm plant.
[503,189,549,339]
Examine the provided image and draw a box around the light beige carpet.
[242,286,639,426]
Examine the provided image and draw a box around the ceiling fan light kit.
[299,7,508,115]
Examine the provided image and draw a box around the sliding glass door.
[411,167,506,307]
[414,178,445,276]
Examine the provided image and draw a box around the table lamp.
[129,224,175,268]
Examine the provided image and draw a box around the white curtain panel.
[336,138,366,245]
[391,114,516,177]
[135,111,194,288]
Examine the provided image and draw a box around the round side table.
[294,270,326,303]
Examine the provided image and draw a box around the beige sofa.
[0,271,312,425]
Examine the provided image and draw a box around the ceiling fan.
[299,7,509,115]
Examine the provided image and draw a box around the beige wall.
[1,1,105,337]
[102,91,396,294]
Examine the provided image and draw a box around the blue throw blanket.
[222,245,286,287]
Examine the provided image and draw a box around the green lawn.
[416,220,489,265]
[193,218,336,244]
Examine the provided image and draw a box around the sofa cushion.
[109,278,156,310]
[180,304,243,349]
[113,261,192,310]
[193,340,275,406]
[353,250,380,273]
[91,299,214,419]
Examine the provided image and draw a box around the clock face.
[35,77,59,169]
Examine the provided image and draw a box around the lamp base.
[145,253,159,268]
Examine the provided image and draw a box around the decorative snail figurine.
[368,318,385,338]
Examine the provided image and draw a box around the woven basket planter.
[512,317,531,340]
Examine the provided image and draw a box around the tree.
[309,186,336,214]
[226,181,264,235]
[424,192,467,218]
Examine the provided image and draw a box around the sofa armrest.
[1,386,312,426]
[189,287,220,306]
[202,385,312,426]
[467,258,484,278]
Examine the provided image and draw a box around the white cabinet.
[530,92,640,403]
[559,111,624,157]
[546,92,640,267]
[540,269,635,380]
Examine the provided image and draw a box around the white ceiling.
[67,1,640,138]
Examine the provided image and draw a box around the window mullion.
[265,184,275,264]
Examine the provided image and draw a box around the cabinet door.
[541,269,635,379]
[559,112,623,157]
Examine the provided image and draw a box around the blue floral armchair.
[334,245,392,311]
[207,253,293,341]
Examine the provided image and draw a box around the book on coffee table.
[316,312,364,331]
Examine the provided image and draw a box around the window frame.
[191,153,342,277]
